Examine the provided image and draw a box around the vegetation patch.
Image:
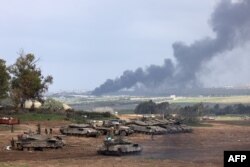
[0,125,11,131]
[214,120,250,126]
[171,96,250,104]
[0,163,29,167]
[14,112,65,122]
[66,111,117,123]
[188,123,213,127]
[116,109,135,114]
[215,115,245,121]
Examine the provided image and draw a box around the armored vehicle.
[96,125,134,136]
[128,124,167,135]
[179,124,193,133]
[158,122,193,133]
[60,124,100,137]
[12,134,64,151]
[126,118,192,134]
[97,138,142,156]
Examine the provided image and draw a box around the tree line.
[134,100,250,123]
[0,52,53,109]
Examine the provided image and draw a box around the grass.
[0,125,11,131]
[9,111,117,123]
[116,109,135,114]
[215,115,248,121]
[217,120,250,126]
[0,163,29,167]
[14,112,66,122]
[171,95,250,104]
[199,114,250,126]
[187,122,213,127]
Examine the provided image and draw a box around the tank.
[97,138,142,156]
[117,125,134,136]
[126,118,192,134]
[128,124,167,135]
[12,133,65,151]
[60,124,100,137]
[179,124,193,133]
[159,123,192,133]
[95,125,134,136]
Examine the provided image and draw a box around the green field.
[170,96,250,104]
[14,113,66,122]
[215,115,246,121]
[0,163,29,167]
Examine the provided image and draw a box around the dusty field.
[0,121,250,167]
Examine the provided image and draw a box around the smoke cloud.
[92,0,250,95]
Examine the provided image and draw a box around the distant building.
[170,95,176,100]
[92,107,115,114]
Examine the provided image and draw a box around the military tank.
[60,124,100,137]
[11,133,65,151]
[95,123,134,136]
[97,137,142,156]
[128,124,167,135]
[126,118,192,134]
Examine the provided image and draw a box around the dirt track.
[0,121,250,167]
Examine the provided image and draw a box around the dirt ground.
[0,120,250,167]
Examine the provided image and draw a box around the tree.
[134,100,157,114]
[0,59,10,99]
[9,53,53,107]
[135,101,172,115]
[157,102,170,113]
[177,103,207,124]
[41,98,64,111]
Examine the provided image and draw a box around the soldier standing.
[109,127,114,138]
[11,138,15,148]
[151,129,156,140]
[11,124,14,133]
[37,124,41,134]
[49,128,53,135]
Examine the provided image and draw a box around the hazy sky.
[0,0,220,92]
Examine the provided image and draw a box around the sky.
[0,0,239,92]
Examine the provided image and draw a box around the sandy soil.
[0,120,250,167]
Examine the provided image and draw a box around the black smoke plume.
[93,0,250,95]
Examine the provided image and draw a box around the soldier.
[109,127,114,138]
[151,129,156,140]
[49,128,53,135]
[114,124,119,136]
[37,124,41,134]
[11,124,14,133]
[104,127,115,150]
[10,138,15,148]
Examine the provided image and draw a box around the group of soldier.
[36,124,53,135]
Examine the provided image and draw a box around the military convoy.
[97,137,142,156]
[7,116,191,156]
[11,133,65,151]
[59,118,192,137]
